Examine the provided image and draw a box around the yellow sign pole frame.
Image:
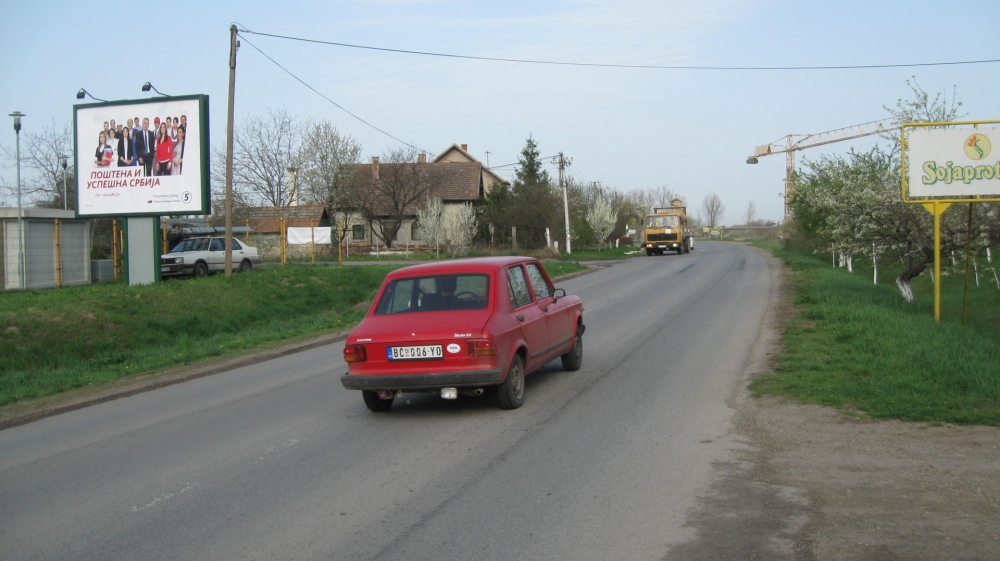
[901,120,1000,321]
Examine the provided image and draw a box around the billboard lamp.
[76,88,107,102]
[141,82,171,97]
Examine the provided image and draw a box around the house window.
[411,220,421,241]
[352,225,365,240]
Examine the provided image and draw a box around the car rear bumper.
[341,368,504,390]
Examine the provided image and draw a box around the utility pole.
[224,24,239,278]
[554,152,572,254]
[60,155,68,210]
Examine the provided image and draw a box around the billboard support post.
[902,120,1000,322]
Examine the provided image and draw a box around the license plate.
[387,345,443,360]
[160,266,170,272]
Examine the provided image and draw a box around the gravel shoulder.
[667,250,1000,560]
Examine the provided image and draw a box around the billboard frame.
[73,94,210,219]
[900,120,1000,205]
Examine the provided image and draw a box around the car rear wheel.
[362,389,394,412]
[194,262,209,277]
[561,332,583,371]
[497,355,525,410]
[239,259,252,273]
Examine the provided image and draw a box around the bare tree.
[350,148,442,248]
[702,193,725,227]
[0,120,74,209]
[745,200,757,226]
[298,120,362,206]
[212,107,304,207]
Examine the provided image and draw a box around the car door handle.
[517,314,525,322]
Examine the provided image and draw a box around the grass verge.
[0,260,588,407]
[752,245,1000,426]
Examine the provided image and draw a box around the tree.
[788,78,984,301]
[212,107,304,208]
[586,193,617,250]
[702,193,725,227]
[509,135,561,248]
[745,200,757,226]
[0,120,75,209]
[445,202,478,255]
[351,147,442,248]
[298,120,362,207]
[415,195,444,258]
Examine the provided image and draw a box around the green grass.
[0,265,399,406]
[0,260,589,407]
[753,246,1000,426]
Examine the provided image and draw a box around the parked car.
[160,236,262,277]
[340,256,585,412]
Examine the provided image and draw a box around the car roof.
[385,256,540,279]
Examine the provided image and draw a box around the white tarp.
[287,227,332,245]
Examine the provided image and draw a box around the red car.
[341,257,585,412]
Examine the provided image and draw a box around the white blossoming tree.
[415,196,444,258]
[444,202,478,255]
[586,195,618,250]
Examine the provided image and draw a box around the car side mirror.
[553,288,566,300]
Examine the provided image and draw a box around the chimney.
[371,156,379,179]
[418,153,426,163]
[461,144,468,152]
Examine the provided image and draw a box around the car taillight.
[343,344,367,363]
[467,339,497,357]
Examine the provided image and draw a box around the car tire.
[362,390,393,412]
[194,262,209,277]
[239,259,252,273]
[560,331,583,371]
[497,355,525,410]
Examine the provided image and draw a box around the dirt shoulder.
[667,250,1000,560]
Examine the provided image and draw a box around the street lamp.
[76,88,107,102]
[60,154,69,211]
[10,111,26,289]
[141,82,171,96]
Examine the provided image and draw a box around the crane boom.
[747,119,896,217]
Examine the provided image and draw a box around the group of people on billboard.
[93,115,187,176]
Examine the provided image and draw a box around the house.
[338,146,504,250]
[217,205,333,258]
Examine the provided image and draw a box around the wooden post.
[245,219,250,245]
[281,218,287,266]
[311,218,316,264]
[512,226,518,252]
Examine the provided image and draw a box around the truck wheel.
[646,248,653,256]
[561,332,583,371]
[194,262,209,277]
[497,355,525,410]
[362,390,394,412]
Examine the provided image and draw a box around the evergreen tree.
[509,135,560,248]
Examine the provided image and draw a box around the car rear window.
[374,274,490,315]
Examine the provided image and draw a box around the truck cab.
[642,198,693,256]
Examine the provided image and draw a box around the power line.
[238,28,1000,71]
[237,33,433,154]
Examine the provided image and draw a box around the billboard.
[904,124,1000,200]
[74,95,210,217]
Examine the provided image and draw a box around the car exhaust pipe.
[458,388,485,397]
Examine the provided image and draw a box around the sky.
[2,0,999,225]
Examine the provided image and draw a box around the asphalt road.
[0,241,773,561]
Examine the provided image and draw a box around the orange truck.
[642,198,693,256]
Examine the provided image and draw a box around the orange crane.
[746,119,895,217]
